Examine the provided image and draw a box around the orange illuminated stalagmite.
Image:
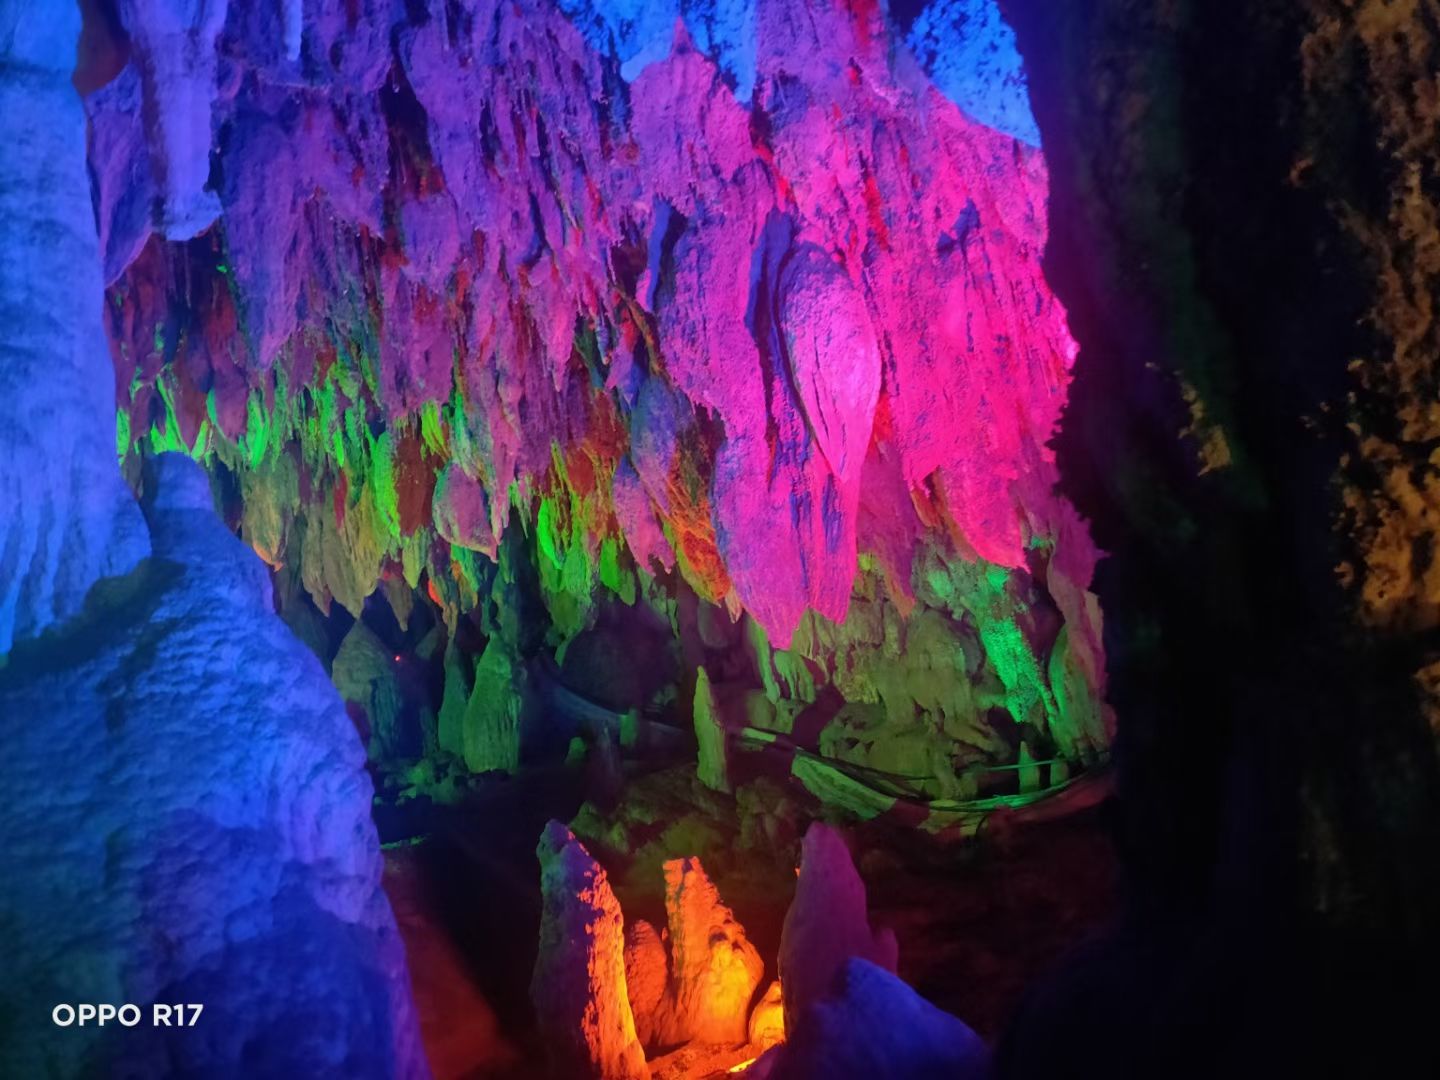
[627,857,766,1051]
[747,979,785,1051]
[660,857,765,1047]
[530,821,650,1080]
[624,920,669,1048]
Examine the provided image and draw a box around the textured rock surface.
[760,958,990,1080]
[531,820,650,1079]
[994,1,1440,1076]
[0,454,425,1078]
[905,0,1039,145]
[0,0,149,655]
[458,637,523,773]
[747,978,785,1050]
[87,0,1107,799]
[778,821,898,1034]
[333,618,408,759]
[692,666,730,793]
[624,918,671,1049]
[648,856,764,1048]
[114,0,228,239]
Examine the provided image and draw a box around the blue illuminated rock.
[0,454,427,1078]
[759,958,991,1080]
[0,0,149,656]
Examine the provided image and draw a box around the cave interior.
[3,0,1439,1078]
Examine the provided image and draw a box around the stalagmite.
[778,821,898,1034]
[624,919,671,1049]
[649,856,765,1047]
[1,2,430,1073]
[761,959,991,1080]
[1,455,427,1078]
[693,665,730,793]
[748,979,786,1050]
[332,619,407,760]
[531,821,650,1080]
[461,638,523,774]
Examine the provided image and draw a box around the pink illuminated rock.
[612,459,676,575]
[433,464,498,558]
[90,0,1102,707]
[779,245,883,487]
[778,822,898,1034]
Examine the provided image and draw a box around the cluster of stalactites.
[95,0,1098,665]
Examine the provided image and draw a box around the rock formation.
[1,3,425,1074]
[650,857,765,1048]
[747,979,785,1051]
[692,666,730,793]
[458,637,524,773]
[0,455,427,1078]
[84,0,1109,799]
[778,821,898,1034]
[333,618,409,760]
[0,0,149,656]
[531,820,650,1080]
[758,958,991,1080]
[113,0,227,239]
[624,919,672,1049]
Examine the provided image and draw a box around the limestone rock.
[436,643,472,761]
[762,958,991,1080]
[693,665,730,793]
[461,637,523,774]
[0,0,149,655]
[779,822,899,1034]
[0,454,425,1079]
[624,919,670,1048]
[114,0,227,239]
[531,821,650,1080]
[650,856,764,1048]
[94,0,1099,664]
[433,464,497,559]
[905,0,1039,146]
[747,979,786,1051]
[332,619,407,761]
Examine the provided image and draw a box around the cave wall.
[999,0,1440,1073]
[86,0,1110,798]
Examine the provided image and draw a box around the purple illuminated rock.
[758,958,991,1080]
[90,0,1099,665]
[114,0,227,239]
[778,821,899,1034]
[0,455,426,1079]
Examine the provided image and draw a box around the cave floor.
[379,765,1119,1079]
